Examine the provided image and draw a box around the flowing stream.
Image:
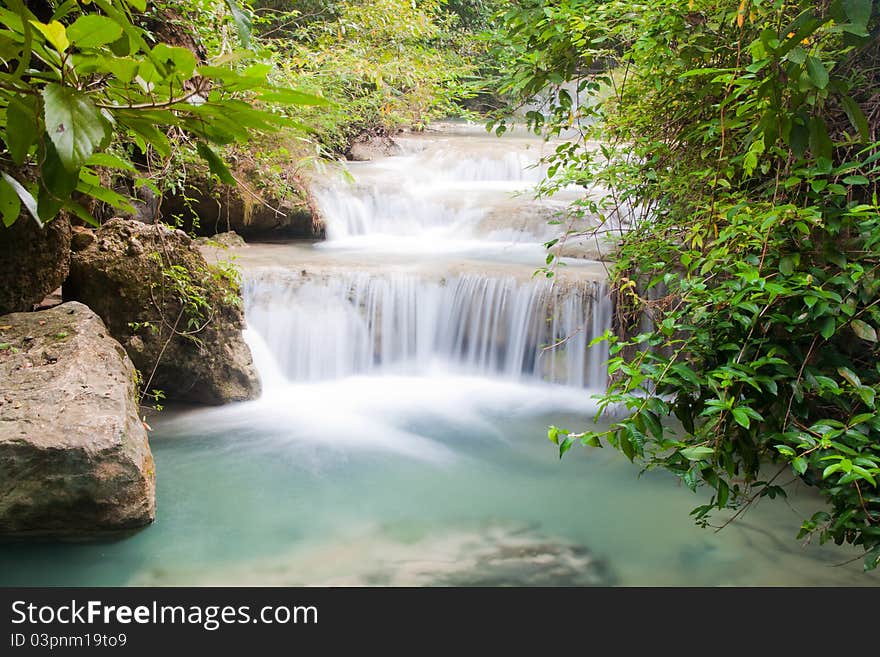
[1,123,876,586]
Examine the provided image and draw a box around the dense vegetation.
[489,0,880,570]
[0,0,492,229]
[0,0,332,228]
[251,0,479,153]
[4,0,878,571]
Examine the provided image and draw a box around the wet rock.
[194,231,248,249]
[413,527,616,587]
[130,524,616,586]
[0,302,155,537]
[159,173,324,240]
[70,226,96,253]
[347,133,402,162]
[64,218,260,405]
[0,214,71,315]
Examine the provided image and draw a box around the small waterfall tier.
[311,130,595,243]
[244,270,610,389]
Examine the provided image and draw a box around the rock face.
[0,302,155,536]
[194,231,248,249]
[0,214,71,315]
[159,174,325,240]
[65,219,261,405]
[347,133,402,161]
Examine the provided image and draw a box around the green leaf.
[779,255,794,276]
[820,317,836,339]
[1,172,41,228]
[790,120,809,157]
[851,319,878,342]
[841,96,870,142]
[809,117,833,161]
[224,0,252,48]
[792,457,808,475]
[805,56,829,89]
[559,435,575,459]
[672,363,701,388]
[0,176,21,227]
[121,118,172,158]
[257,87,331,107]
[42,83,110,172]
[731,407,751,429]
[67,15,123,49]
[787,46,806,64]
[85,152,137,172]
[822,463,843,479]
[30,19,68,53]
[850,413,875,426]
[38,142,78,222]
[865,545,880,572]
[196,142,237,186]
[843,0,873,28]
[63,200,99,228]
[838,367,862,388]
[681,446,715,461]
[151,43,197,80]
[5,95,38,166]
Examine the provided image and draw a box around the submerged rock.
[130,524,616,586]
[194,231,248,249]
[0,214,71,315]
[65,218,260,405]
[0,302,155,536]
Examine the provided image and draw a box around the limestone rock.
[194,231,248,249]
[65,218,261,405]
[347,133,402,162]
[0,302,155,536]
[0,214,71,315]
[159,176,324,240]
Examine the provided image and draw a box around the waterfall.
[244,272,610,389]
[311,130,576,242]
[243,123,612,393]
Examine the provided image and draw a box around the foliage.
[492,0,880,570]
[252,0,481,152]
[0,0,325,229]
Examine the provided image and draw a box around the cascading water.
[244,272,610,387]
[6,122,872,587]
[246,125,613,392]
[310,130,591,246]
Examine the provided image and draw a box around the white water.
[245,272,609,387]
[246,123,612,391]
[5,122,874,587]
[311,128,598,252]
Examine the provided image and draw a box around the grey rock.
[194,231,248,249]
[347,133,402,162]
[0,302,155,537]
[0,214,71,315]
[64,218,260,405]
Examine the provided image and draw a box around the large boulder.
[0,302,155,536]
[0,214,71,315]
[65,219,261,405]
